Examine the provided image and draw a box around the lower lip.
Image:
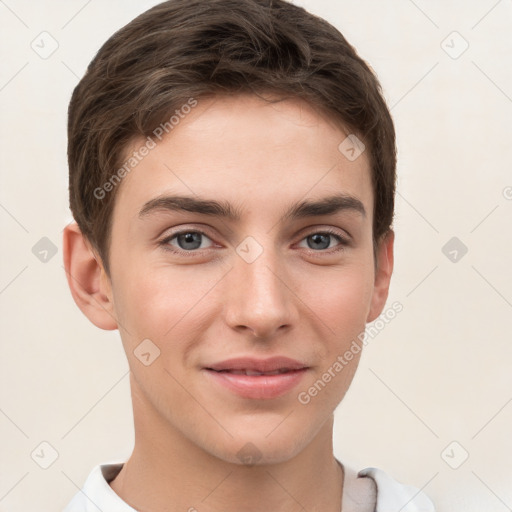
[204,369,308,400]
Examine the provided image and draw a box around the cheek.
[304,262,375,333]
[112,262,222,343]
[299,268,372,406]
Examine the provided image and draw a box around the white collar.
[64,461,435,511]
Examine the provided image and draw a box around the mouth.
[203,356,309,399]
[207,368,300,376]
[205,356,308,374]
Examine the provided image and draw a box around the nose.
[223,242,299,339]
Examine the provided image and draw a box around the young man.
[62,0,436,510]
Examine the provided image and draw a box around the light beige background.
[1,1,511,511]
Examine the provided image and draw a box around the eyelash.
[158,228,350,257]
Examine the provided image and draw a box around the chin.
[203,424,312,467]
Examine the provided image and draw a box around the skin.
[63,93,394,512]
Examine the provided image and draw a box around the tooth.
[245,370,264,376]
[214,368,297,375]
[218,369,293,376]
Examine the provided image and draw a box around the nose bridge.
[225,234,295,337]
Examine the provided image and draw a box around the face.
[100,94,392,465]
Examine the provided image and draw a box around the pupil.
[309,234,329,250]
[178,232,202,250]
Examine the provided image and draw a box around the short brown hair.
[67,0,396,275]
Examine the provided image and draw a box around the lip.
[203,356,309,400]
[205,356,308,373]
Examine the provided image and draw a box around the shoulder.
[62,462,134,512]
[359,466,436,512]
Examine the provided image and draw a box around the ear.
[366,229,394,323]
[62,222,118,330]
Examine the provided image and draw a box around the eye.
[297,229,349,252]
[158,227,349,257]
[160,230,214,253]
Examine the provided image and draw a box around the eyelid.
[158,227,217,253]
[158,224,351,256]
[295,227,350,252]
[299,225,351,241]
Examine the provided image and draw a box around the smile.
[212,368,294,376]
[202,356,310,399]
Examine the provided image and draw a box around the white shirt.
[63,461,436,511]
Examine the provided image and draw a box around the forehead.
[112,94,373,223]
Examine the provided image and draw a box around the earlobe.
[366,230,395,323]
[62,222,118,331]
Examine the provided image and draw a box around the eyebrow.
[138,193,366,221]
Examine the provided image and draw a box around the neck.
[110,376,345,512]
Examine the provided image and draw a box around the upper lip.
[205,356,308,373]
